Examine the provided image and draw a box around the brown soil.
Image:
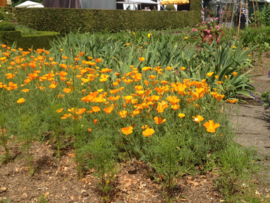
[249,51,270,77]
[0,141,226,203]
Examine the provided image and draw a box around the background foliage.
[13,6,201,35]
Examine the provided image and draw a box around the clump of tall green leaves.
[145,132,184,202]
[18,114,38,176]
[0,113,11,164]
[215,144,258,201]
[79,135,118,202]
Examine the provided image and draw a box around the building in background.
[43,0,81,8]
[80,0,116,9]
[0,0,11,6]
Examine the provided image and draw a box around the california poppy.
[143,128,155,137]
[63,88,71,94]
[92,106,101,113]
[17,98,25,104]
[154,117,166,125]
[206,72,214,77]
[178,113,185,118]
[121,126,133,135]
[193,115,204,123]
[139,57,145,62]
[203,120,220,133]
[56,108,64,113]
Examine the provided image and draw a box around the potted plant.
[206,9,211,18]
[211,10,216,17]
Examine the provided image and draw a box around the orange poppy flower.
[121,126,133,135]
[142,67,151,71]
[178,113,185,118]
[139,57,145,62]
[226,99,238,104]
[144,80,148,87]
[103,105,114,114]
[17,98,25,104]
[92,106,101,113]
[156,101,169,113]
[100,74,109,82]
[180,67,186,71]
[5,73,15,79]
[206,72,214,77]
[166,95,180,105]
[148,75,157,80]
[232,72,238,77]
[94,119,98,125]
[21,89,29,93]
[193,115,204,123]
[203,120,220,133]
[143,128,155,137]
[95,58,102,63]
[63,88,72,94]
[87,128,92,132]
[49,84,57,89]
[56,108,64,113]
[154,117,166,125]
[118,110,128,119]
[171,104,180,110]
[75,108,86,115]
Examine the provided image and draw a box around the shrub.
[15,25,37,36]
[0,21,15,31]
[12,6,201,34]
[166,4,175,11]
[0,10,6,21]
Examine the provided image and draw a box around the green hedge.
[13,3,201,35]
[0,31,60,49]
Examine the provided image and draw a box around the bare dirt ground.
[0,142,223,203]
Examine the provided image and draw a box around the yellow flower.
[133,32,135,36]
[17,98,25,104]
[148,33,152,38]
[49,84,57,89]
[203,120,220,133]
[121,126,133,135]
[141,125,149,129]
[178,113,185,118]
[216,81,223,85]
[56,108,64,113]
[206,72,214,77]
[21,89,30,93]
[184,37,188,40]
[232,46,236,49]
[100,74,109,82]
[143,128,155,137]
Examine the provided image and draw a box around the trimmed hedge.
[13,2,201,35]
[0,31,60,49]
[0,21,15,31]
